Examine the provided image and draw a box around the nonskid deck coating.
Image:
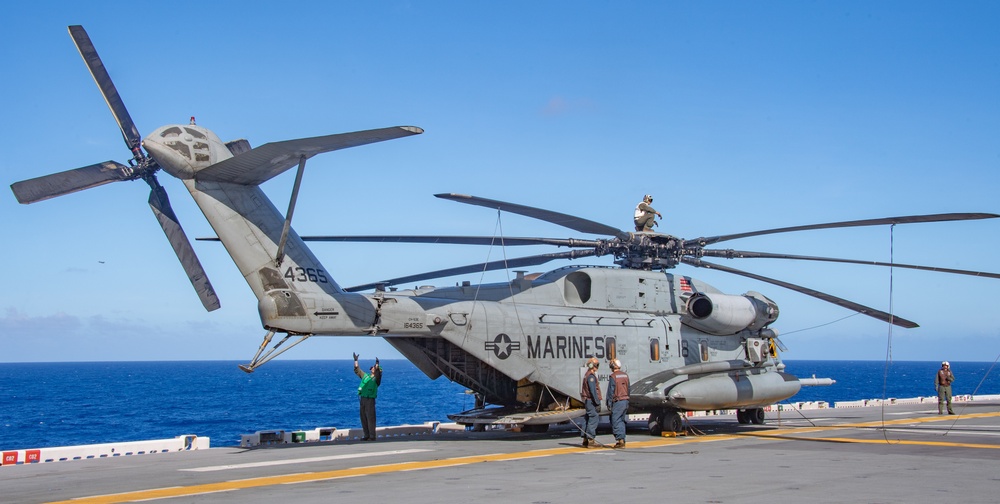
[3,401,1000,504]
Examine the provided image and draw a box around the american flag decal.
[679,277,692,292]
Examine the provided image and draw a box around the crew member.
[606,359,630,449]
[354,353,383,440]
[580,357,602,448]
[935,361,955,415]
[633,194,662,232]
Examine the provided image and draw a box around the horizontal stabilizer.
[195,126,423,185]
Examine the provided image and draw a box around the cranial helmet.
[942,361,950,366]
[612,359,622,370]
[644,194,653,202]
[587,357,600,369]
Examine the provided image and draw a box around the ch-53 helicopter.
[12,26,1000,435]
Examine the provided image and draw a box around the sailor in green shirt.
[354,353,383,441]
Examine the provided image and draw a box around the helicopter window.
[193,141,211,162]
[166,141,192,160]
[649,338,660,361]
[159,126,183,138]
[606,337,616,360]
[564,271,592,305]
[184,127,207,139]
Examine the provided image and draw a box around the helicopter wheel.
[736,409,750,424]
[647,411,664,436]
[749,408,766,425]
[664,411,684,433]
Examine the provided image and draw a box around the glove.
[353,352,359,361]
[375,357,380,367]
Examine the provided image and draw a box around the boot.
[582,438,589,448]
[613,439,625,449]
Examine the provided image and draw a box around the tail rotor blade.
[148,185,221,311]
[11,161,131,204]
[68,25,143,155]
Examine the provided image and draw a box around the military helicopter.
[12,26,1000,435]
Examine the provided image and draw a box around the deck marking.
[737,410,1000,449]
[180,448,430,472]
[45,411,1000,504]
[48,439,712,503]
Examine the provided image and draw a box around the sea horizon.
[2,359,997,450]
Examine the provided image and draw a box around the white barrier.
[1,435,209,466]
[8,394,1000,462]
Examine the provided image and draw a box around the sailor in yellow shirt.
[354,353,383,440]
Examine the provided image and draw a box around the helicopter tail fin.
[180,126,423,304]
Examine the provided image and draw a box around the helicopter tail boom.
[167,126,422,332]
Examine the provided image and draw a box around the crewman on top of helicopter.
[634,194,662,232]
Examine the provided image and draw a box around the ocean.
[1,359,997,450]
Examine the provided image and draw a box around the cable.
[879,224,898,444]
[942,348,1000,434]
[780,312,862,336]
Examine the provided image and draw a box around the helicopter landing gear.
[238,329,311,373]
[648,409,684,436]
[736,408,766,425]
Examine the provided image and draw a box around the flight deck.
[3,400,999,504]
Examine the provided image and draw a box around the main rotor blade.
[68,25,143,155]
[11,161,131,204]
[345,249,597,292]
[148,185,221,311]
[297,235,602,248]
[682,257,918,328]
[694,213,1000,247]
[436,193,631,240]
[700,249,1000,280]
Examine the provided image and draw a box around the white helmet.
[942,361,950,366]
[612,359,622,369]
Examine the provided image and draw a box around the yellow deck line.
[49,411,1000,503]
[740,411,1000,448]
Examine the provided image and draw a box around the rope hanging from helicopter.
[879,224,897,442]
[457,208,502,348]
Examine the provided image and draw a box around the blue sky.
[2,1,998,363]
